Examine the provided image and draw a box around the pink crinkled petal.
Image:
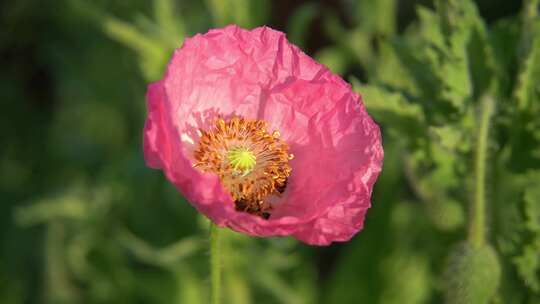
[144,80,305,236]
[143,25,383,245]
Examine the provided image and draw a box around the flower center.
[192,116,293,219]
[227,146,256,176]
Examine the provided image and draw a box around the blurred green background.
[2,0,539,303]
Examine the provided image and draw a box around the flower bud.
[443,243,501,304]
[428,199,465,231]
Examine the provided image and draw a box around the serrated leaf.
[514,245,540,293]
[429,125,468,152]
[494,168,540,297]
[416,6,445,49]
[325,0,397,73]
[513,22,540,110]
[507,12,540,169]
[428,143,460,190]
[434,0,481,110]
[405,148,464,231]
[372,39,420,95]
[523,182,540,232]
[351,78,425,139]
[383,38,446,116]
[513,172,540,292]
[489,18,520,95]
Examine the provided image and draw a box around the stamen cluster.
[193,116,293,219]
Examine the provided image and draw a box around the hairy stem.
[210,223,222,304]
[469,96,495,248]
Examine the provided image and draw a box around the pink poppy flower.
[143,25,383,245]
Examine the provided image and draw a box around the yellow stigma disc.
[227,146,256,175]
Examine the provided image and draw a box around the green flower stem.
[210,222,222,304]
[469,96,495,248]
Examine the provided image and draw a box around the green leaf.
[379,253,432,304]
[513,8,540,111]
[506,7,540,170]
[205,0,269,28]
[117,229,203,268]
[153,0,185,40]
[174,268,206,304]
[315,46,350,76]
[351,78,425,139]
[523,178,540,235]
[103,16,163,58]
[225,272,252,304]
[371,39,421,95]
[494,167,540,298]
[14,198,85,226]
[102,16,170,81]
[45,223,80,304]
[429,125,469,152]
[513,171,540,292]
[404,1,494,112]
[14,188,93,226]
[490,18,520,95]
[286,2,319,49]
[325,0,397,73]
[416,6,445,49]
[380,37,445,117]
[405,148,465,231]
[434,0,482,110]
[349,0,397,35]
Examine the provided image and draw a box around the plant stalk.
[469,96,495,248]
[210,222,221,304]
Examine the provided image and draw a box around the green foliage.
[494,169,540,300]
[205,0,269,28]
[350,0,539,301]
[286,2,320,49]
[323,0,397,76]
[516,177,540,292]
[507,0,540,171]
[351,79,426,142]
